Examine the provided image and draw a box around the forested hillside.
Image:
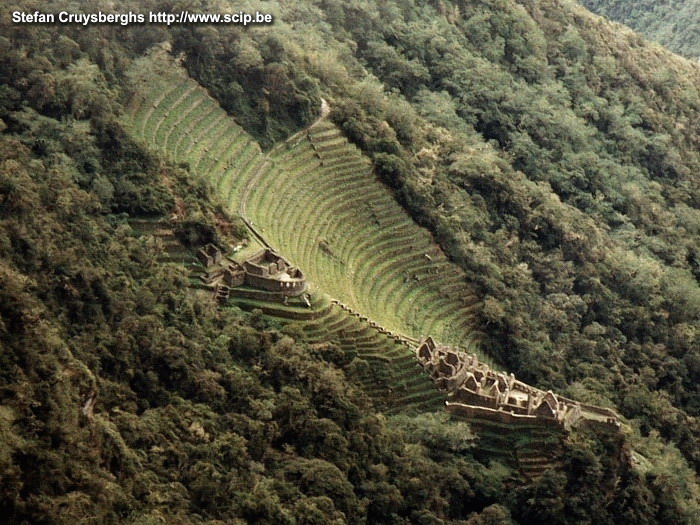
[172,0,700,473]
[3,0,700,523]
[580,0,700,59]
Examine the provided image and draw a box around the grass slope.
[123,51,484,412]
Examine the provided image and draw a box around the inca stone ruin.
[198,244,307,303]
[197,241,620,433]
[416,336,620,430]
[127,60,622,443]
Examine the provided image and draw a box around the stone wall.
[242,249,307,297]
[446,402,563,428]
[244,273,306,295]
[200,246,308,301]
[415,336,620,431]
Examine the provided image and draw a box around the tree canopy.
[2,0,700,523]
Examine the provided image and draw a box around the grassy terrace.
[227,291,444,412]
[465,419,565,480]
[127,217,200,268]
[125,63,263,214]
[124,56,480,412]
[254,120,482,351]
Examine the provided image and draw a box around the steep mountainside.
[580,0,700,58]
[3,0,700,523]
[171,0,700,473]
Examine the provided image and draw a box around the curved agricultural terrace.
[124,51,483,412]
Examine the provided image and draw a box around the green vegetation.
[580,0,700,59]
[170,0,700,489]
[124,52,481,416]
[3,0,700,522]
[125,55,481,353]
[1,18,505,524]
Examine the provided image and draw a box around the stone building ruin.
[241,248,307,295]
[197,243,223,268]
[416,337,620,430]
[198,244,307,302]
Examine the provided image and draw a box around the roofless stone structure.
[241,248,307,295]
[416,337,620,431]
[198,244,307,302]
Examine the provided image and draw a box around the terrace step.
[125,56,484,416]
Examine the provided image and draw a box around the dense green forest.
[580,0,700,59]
[3,0,700,523]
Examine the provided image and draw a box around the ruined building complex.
[198,244,307,302]
[197,243,618,433]
[416,337,620,430]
